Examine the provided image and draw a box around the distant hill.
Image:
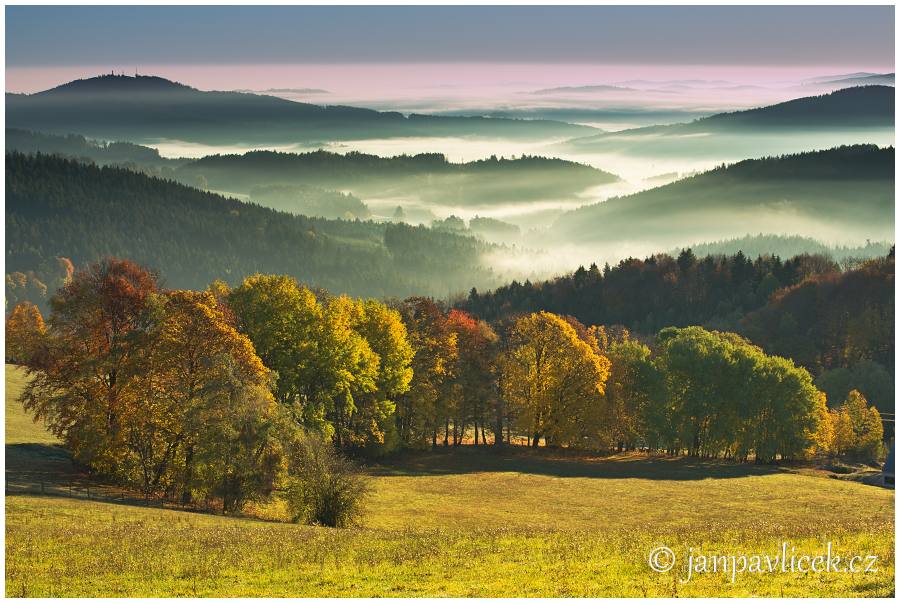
[564,86,894,154]
[549,145,894,247]
[531,85,634,95]
[803,73,894,87]
[5,128,181,168]
[175,150,620,206]
[6,74,595,145]
[6,152,513,308]
[670,235,893,266]
[691,86,894,130]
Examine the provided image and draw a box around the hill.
[672,235,893,267]
[562,87,895,158]
[804,73,895,87]
[175,150,619,207]
[5,128,182,169]
[549,145,894,247]
[5,74,595,145]
[573,86,894,143]
[5,152,512,308]
[692,85,894,130]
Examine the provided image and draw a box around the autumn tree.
[395,297,458,447]
[317,295,379,448]
[124,290,284,510]
[5,301,46,364]
[350,299,414,451]
[499,312,610,447]
[831,389,885,462]
[807,391,834,458]
[22,258,159,476]
[447,309,499,445]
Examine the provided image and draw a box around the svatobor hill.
[6,74,596,145]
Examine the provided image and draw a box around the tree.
[283,432,370,527]
[447,310,499,445]
[652,326,823,462]
[499,312,610,447]
[351,299,414,451]
[317,295,379,448]
[125,290,283,510]
[602,338,662,451]
[22,258,160,476]
[807,391,834,457]
[831,390,885,462]
[654,327,737,456]
[5,302,46,364]
[228,275,328,432]
[21,260,285,513]
[395,298,458,447]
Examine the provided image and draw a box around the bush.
[283,434,370,527]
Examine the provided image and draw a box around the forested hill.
[175,150,619,203]
[691,85,894,130]
[6,74,595,145]
[570,86,894,143]
[5,128,180,168]
[5,152,508,308]
[550,145,894,246]
[672,235,892,266]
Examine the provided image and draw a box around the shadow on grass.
[4,443,291,522]
[5,443,183,512]
[366,446,789,481]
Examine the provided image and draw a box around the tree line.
[11,259,886,522]
[461,248,895,417]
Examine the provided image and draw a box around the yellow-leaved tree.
[831,389,885,462]
[499,311,611,447]
[5,301,46,365]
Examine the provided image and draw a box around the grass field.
[5,364,895,596]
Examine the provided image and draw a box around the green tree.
[228,275,328,432]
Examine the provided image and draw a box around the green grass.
[5,364,56,445]
[5,365,895,596]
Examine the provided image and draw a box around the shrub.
[284,434,369,527]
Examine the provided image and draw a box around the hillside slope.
[5,152,508,305]
[549,145,894,247]
[562,87,895,159]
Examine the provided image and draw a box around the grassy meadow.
[4,364,895,597]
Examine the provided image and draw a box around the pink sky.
[7,63,891,96]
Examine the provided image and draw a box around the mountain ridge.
[7,74,596,144]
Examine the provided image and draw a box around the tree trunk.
[181,445,194,505]
[494,396,504,446]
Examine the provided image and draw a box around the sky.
[5,6,895,92]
